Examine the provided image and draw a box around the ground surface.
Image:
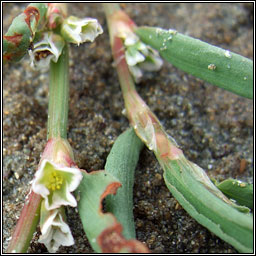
[3,3,253,254]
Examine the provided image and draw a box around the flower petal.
[128,65,143,83]
[39,203,74,253]
[138,54,163,71]
[61,16,103,45]
[47,181,77,210]
[125,47,145,66]
[29,32,65,71]
[32,159,83,210]
[124,34,138,46]
[120,30,163,83]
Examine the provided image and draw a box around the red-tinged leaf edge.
[76,170,150,253]
[98,222,149,253]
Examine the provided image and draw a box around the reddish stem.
[112,36,136,95]
[7,191,42,253]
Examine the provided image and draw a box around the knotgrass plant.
[4,3,147,253]
[3,3,253,254]
[103,3,253,253]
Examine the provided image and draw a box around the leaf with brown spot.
[76,170,150,253]
[3,3,48,62]
[3,33,23,47]
[24,5,41,36]
[98,223,149,253]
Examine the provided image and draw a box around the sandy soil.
[3,3,253,253]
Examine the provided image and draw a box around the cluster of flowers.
[110,10,163,83]
[30,10,103,71]
[121,31,163,83]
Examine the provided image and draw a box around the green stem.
[47,43,69,139]
[6,192,42,253]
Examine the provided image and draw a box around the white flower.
[128,65,143,82]
[32,138,83,210]
[61,16,103,45]
[125,45,145,66]
[32,159,82,210]
[39,202,74,253]
[138,48,163,71]
[29,32,65,71]
[121,32,163,83]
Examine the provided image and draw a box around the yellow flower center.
[47,171,63,191]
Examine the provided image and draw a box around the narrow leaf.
[105,128,144,239]
[162,158,253,253]
[216,179,253,209]
[135,26,253,99]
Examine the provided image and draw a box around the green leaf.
[76,170,149,253]
[216,179,253,209]
[3,3,48,62]
[105,128,144,239]
[162,158,253,253]
[76,170,121,252]
[135,26,253,99]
